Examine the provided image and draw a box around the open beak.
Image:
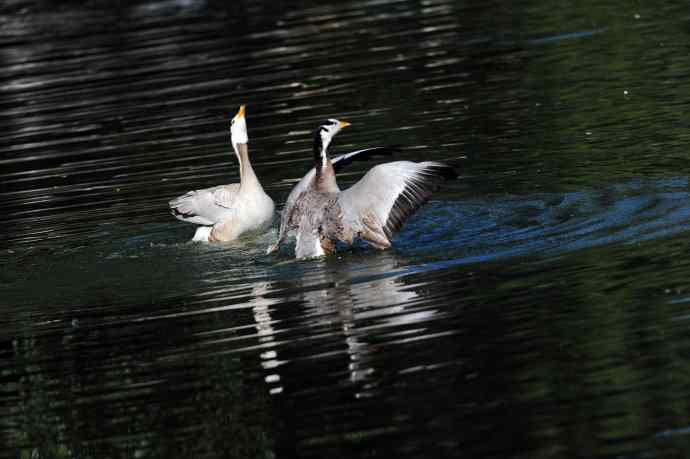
[338,120,351,129]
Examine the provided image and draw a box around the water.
[3,0,690,457]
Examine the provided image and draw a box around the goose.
[269,121,401,254]
[169,105,274,242]
[267,119,456,258]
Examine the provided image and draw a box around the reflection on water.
[7,178,690,456]
[5,0,690,457]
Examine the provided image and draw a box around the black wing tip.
[170,205,194,220]
[424,162,458,181]
[349,145,404,158]
[382,163,456,238]
[372,145,404,154]
[332,145,404,173]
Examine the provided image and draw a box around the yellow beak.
[339,120,351,129]
[234,104,246,120]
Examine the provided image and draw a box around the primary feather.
[339,161,457,242]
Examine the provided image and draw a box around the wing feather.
[338,161,456,240]
[276,146,401,235]
[169,183,239,225]
[213,184,241,209]
[282,147,400,212]
[332,146,401,172]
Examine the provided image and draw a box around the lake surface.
[3,0,690,457]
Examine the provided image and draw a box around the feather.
[332,146,402,172]
[383,163,456,238]
[338,161,457,243]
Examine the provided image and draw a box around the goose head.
[313,118,350,168]
[230,105,248,158]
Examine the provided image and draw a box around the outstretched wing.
[337,161,457,243]
[268,147,402,253]
[281,146,401,216]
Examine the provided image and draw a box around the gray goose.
[267,119,456,258]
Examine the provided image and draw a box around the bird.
[169,105,275,242]
[267,118,456,258]
[268,122,401,254]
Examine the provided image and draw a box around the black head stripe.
[313,128,324,156]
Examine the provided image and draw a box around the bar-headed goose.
[169,105,274,242]
[268,120,401,254]
[267,119,456,258]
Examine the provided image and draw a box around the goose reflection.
[250,281,285,395]
[250,252,432,396]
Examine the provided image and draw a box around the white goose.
[267,119,456,258]
[169,105,274,242]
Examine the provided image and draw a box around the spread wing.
[267,146,402,254]
[169,183,239,226]
[281,146,401,219]
[337,161,457,243]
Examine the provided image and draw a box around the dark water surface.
[4,0,690,457]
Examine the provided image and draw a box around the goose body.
[169,106,274,242]
[268,119,456,258]
[270,145,400,252]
